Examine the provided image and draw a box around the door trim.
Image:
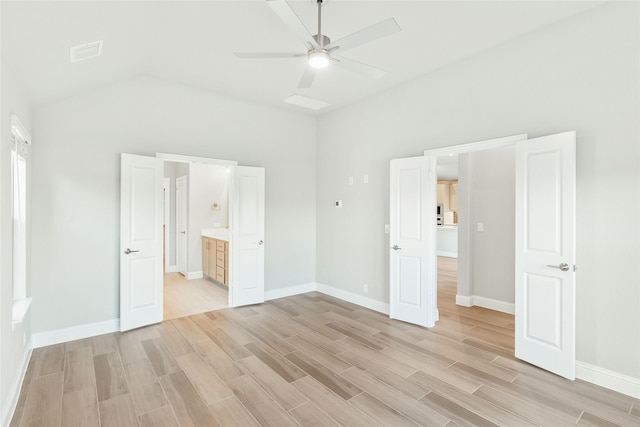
[156,152,238,166]
[423,134,527,157]
[175,175,188,276]
[163,178,172,272]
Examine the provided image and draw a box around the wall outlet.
[363,283,369,293]
[348,176,354,185]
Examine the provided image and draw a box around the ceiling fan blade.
[326,18,400,53]
[298,67,317,89]
[333,55,386,80]
[235,52,305,59]
[267,0,320,49]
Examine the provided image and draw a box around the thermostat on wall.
[335,200,343,208]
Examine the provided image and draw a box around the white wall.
[468,146,516,304]
[316,2,639,380]
[30,75,317,334]
[0,27,33,423]
[187,162,229,274]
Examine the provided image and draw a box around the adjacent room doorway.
[389,132,577,379]
[119,153,266,332]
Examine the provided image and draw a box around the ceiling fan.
[235,0,401,88]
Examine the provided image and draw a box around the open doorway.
[435,155,460,314]
[435,146,518,317]
[162,159,232,320]
[120,153,265,331]
[391,132,576,379]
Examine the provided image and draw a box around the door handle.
[258,240,263,245]
[547,262,570,272]
[391,245,401,251]
[180,231,186,234]
[124,248,140,255]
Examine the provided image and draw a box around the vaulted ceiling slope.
[2,0,603,114]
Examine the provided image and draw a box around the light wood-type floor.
[163,273,228,321]
[11,259,640,426]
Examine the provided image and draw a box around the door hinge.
[573,265,577,272]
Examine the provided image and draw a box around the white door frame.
[175,176,188,276]
[423,134,528,313]
[163,178,172,272]
[156,152,237,166]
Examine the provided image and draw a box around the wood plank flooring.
[163,273,228,320]
[11,258,640,426]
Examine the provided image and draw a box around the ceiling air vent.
[70,40,103,63]
[283,94,329,111]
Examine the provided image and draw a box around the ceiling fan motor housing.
[312,34,331,48]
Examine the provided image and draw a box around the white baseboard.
[265,282,316,301]
[316,282,389,315]
[456,294,473,307]
[186,271,203,280]
[455,294,514,315]
[1,343,32,427]
[32,319,120,348]
[577,361,640,399]
[437,251,458,258]
[165,265,177,273]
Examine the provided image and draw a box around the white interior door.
[229,166,265,307]
[120,154,164,331]
[389,156,438,327]
[176,176,187,276]
[515,131,576,379]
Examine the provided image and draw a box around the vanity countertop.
[201,228,230,241]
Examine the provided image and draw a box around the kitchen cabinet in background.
[449,181,458,211]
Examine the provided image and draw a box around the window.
[11,115,31,325]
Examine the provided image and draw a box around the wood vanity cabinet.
[202,237,228,286]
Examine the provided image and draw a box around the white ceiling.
[2,0,603,114]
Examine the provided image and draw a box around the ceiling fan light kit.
[308,50,330,69]
[234,0,401,89]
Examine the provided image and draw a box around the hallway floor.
[163,273,228,320]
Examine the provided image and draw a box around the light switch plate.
[335,200,343,208]
[477,222,484,232]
